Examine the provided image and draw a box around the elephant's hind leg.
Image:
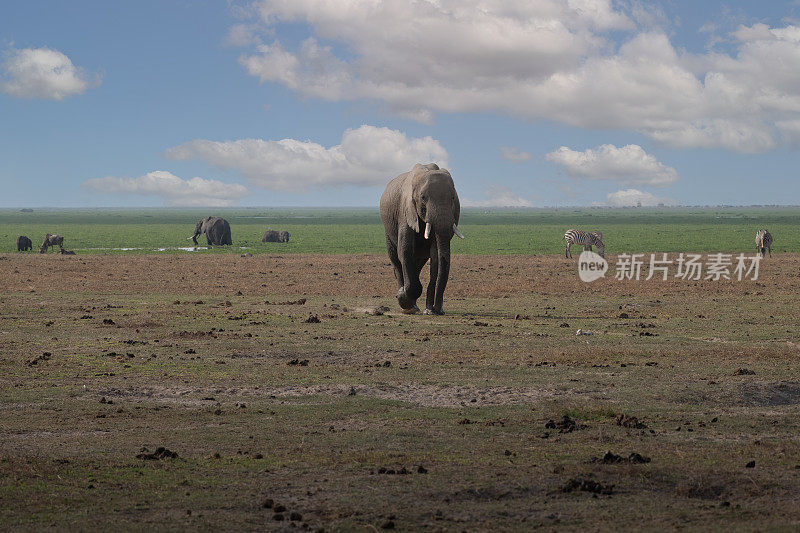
[386,235,405,292]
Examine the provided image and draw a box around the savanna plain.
[2,208,800,531]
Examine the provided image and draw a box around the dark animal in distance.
[39,234,64,254]
[190,217,232,246]
[60,249,76,255]
[262,229,290,243]
[755,229,772,257]
[16,235,32,251]
[380,163,463,315]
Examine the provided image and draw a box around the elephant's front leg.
[397,231,423,312]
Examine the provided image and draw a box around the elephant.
[379,163,464,315]
[191,217,232,246]
[262,229,290,243]
[16,235,32,251]
[39,234,64,253]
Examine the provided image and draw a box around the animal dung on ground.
[26,352,52,366]
[560,476,614,495]
[136,447,179,460]
[615,414,647,429]
[590,451,651,464]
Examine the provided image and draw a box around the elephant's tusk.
[187,237,194,241]
[453,224,464,239]
[424,222,431,239]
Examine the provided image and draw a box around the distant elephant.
[39,234,64,253]
[262,229,280,242]
[191,217,232,246]
[379,163,463,315]
[16,235,32,251]
[262,229,290,243]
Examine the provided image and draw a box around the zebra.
[564,229,604,258]
[39,233,64,254]
[755,229,772,258]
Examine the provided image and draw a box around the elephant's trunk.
[434,233,451,310]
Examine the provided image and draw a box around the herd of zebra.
[564,228,773,258]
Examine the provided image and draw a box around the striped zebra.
[755,229,773,258]
[564,229,604,258]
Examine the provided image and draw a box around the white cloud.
[82,171,249,207]
[546,144,679,187]
[500,146,531,162]
[164,125,449,192]
[225,23,263,47]
[1,47,100,100]
[234,2,800,152]
[463,185,534,207]
[605,188,674,207]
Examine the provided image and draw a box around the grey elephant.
[191,217,232,246]
[39,234,64,253]
[379,163,464,315]
[262,229,280,242]
[262,229,290,243]
[17,235,32,251]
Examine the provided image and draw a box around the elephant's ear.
[402,174,420,233]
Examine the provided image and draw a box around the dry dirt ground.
[2,253,800,531]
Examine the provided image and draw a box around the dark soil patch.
[740,382,800,406]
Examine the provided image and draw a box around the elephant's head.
[403,163,463,243]
[190,219,205,245]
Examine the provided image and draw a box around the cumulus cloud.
[164,125,449,192]
[82,171,249,207]
[545,144,678,187]
[233,2,800,152]
[463,185,534,208]
[1,47,100,100]
[500,146,531,162]
[605,188,674,207]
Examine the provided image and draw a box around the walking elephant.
[16,235,32,251]
[39,234,64,253]
[379,163,464,315]
[191,217,232,246]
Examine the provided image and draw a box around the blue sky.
[2,0,800,207]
